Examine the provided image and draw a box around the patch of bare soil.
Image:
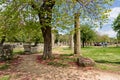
[0,54,120,80]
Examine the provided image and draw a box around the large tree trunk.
[41,27,52,59]
[82,40,85,48]
[37,0,55,59]
[0,36,6,46]
[74,13,81,55]
[0,36,6,61]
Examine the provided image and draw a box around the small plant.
[0,75,10,80]
[0,63,9,70]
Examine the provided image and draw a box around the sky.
[96,0,120,38]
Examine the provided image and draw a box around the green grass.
[13,51,24,55]
[81,47,120,72]
[82,47,120,64]
[53,47,73,54]
[0,63,10,70]
[0,75,10,80]
[53,46,120,72]
[13,48,43,55]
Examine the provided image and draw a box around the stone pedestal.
[23,45,31,54]
[31,46,38,53]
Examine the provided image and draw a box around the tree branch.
[30,1,40,11]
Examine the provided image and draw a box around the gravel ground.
[0,54,120,80]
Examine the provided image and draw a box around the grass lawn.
[82,46,120,63]
[3,46,119,72]
[53,46,120,72]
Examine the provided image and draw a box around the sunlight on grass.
[95,63,120,71]
[53,46,120,72]
[53,47,73,54]
[82,47,120,64]
[13,48,43,54]
[95,64,111,70]
[0,75,10,80]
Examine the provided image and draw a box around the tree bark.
[0,36,6,46]
[41,27,52,59]
[37,0,55,59]
[74,13,81,55]
[82,40,85,48]
[69,34,74,50]
[52,33,55,47]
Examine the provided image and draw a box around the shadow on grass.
[13,51,24,55]
[60,53,74,57]
[0,63,9,70]
[108,46,120,48]
[81,46,93,48]
[95,60,120,64]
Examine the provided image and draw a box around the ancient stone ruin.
[0,45,13,61]
[77,56,95,67]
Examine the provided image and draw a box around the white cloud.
[109,7,120,20]
[97,29,117,38]
[95,27,99,31]
[96,7,120,38]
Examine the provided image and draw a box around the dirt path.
[0,54,120,80]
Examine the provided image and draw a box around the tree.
[0,0,113,59]
[0,14,20,46]
[0,13,43,44]
[0,0,55,59]
[101,35,110,42]
[113,14,120,42]
[63,0,113,55]
[58,34,69,45]
[81,24,96,48]
[69,31,74,50]
[94,33,110,43]
[74,13,81,54]
[31,0,55,59]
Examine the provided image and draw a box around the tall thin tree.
[74,13,81,55]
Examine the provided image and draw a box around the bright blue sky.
[96,0,120,38]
